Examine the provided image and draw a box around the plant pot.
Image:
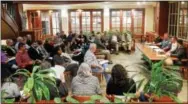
[153,95,174,102]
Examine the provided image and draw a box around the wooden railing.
[1,7,19,39]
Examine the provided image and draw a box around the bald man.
[84,43,111,83]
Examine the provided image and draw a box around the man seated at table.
[167,40,187,65]
[154,33,162,44]
[166,36,178,54]
[84,43,111,83]
[156,33,171,51]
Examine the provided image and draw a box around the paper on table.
[98,60,109,65]
[148,46,159,49]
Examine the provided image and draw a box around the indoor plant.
[10,66,61,103]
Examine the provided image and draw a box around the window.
[133,10,144,34]
[122,11,132,31]
[41,12,50,35]
[69,10,103,33]
[168,2,188,41]
[111,11,121,31]
[110,9,144,34]
[92,11,102,32]
[52,11,60,35]
[27,10,61,36]
[82,11,91,33]
[70,11,80,34]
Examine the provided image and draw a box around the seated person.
[53,46,78,77]
[101,31,110,48]
[71,63,101,96]
[28,41,43,61]
[6,39,17,57]
[37,40,49,59]
[154,33,162,44]
[166,36,178,54]
[1,77,21,102]
[168,40,187,65]
[109,31,121,54]
[156,33,171,51]
[16,43,34,71]
[84,43,111,83]
[121,32,133,53]
[44,38,54,57]
[106,64,136,95]
[94,34,112,64]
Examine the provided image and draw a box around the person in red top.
[16,43,33,71]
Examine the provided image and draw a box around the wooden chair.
[64,71,72,88]
[92,72,103,83]
[180,66,188,80]
[72,95,91,103]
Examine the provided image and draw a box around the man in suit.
[28,42,43,61]
[167,40,186,65]
[6,39,16,57]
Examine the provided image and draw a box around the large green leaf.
[66,96,79,103]
[36,80,50,100]
[114,97,123,103]
[34,84,43,101]
[12,72,30,78]
[3,98,15,103]
[38,69,55,75]
[23,77,34,94]
[54,97,63,104]
[90,95,103,101]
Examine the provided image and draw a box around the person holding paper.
[84,43,111,83]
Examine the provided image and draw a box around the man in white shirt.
[50,61,66,83]
[166,36,178,56]
[110,31,120,54]
[84,43,111,83]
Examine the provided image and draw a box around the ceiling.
[23,2,157,11]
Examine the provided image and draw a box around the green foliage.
[11,66,57,103]
[54,97,63,104]
[143,59,183,103]
[66,96,79,103]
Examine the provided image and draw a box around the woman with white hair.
[71,63,101,96]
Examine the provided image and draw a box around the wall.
[23,2,156,35]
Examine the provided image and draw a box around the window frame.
[168,2,188,41]
[68,9,103,33]
[110,9,145,35]
[27,9,62,36]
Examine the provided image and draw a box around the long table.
[136,43,178,61]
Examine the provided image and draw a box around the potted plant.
[10,66,63,103]
[142,59,183,103]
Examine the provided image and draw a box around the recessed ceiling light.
[181,1,185,4]
[137,2,141,5]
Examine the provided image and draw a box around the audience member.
[23,36,30,49]
[28,42,43,61]
[44,38,54,57]
[60,31,67,42]
[109,31,121,54]
[101,31,110,48]
[71,63,102,96]
[37,40,49,59]
[15,43,33,71]
[53,46,78,77]
[1,78,20,101]
[121,32,133,53]
[106,64,136,95]
[6,39,17,57]
[26,34,32,46]
[84,43,111,82]
[1,50,8,64]
[94,35,113,64]
[15,36,23,51]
